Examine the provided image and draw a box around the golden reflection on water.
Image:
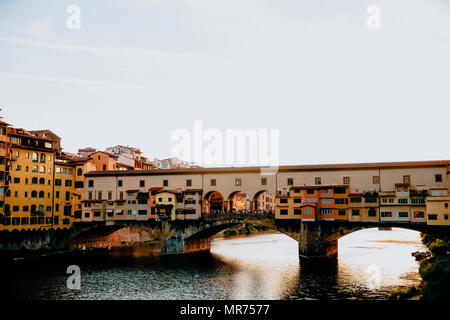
[211,228,426,299]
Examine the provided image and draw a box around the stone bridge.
[1,215,449,258]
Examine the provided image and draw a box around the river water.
[1,228,426,300]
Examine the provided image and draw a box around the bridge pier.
[297,222,339,258]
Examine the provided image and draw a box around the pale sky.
[0,0,449,166]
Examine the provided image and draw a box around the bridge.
[2,212,446,258]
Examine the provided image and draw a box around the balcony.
[410,190,428,197]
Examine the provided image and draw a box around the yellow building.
[425,172,450,226]
[0,117,9,218]
[53,156,90,228]
[155,190,182,220]
[3,128,56,231]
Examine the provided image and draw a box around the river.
[1,227,426,300]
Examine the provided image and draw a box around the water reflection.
[1,228,426,300]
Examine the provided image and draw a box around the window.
[399,212,409,218]
[32,152,38,162]
[335,198,348,204]
[32,165,38,172]
[381,211,392,218]
[287,178,293,186]
[350,197,362,203]
[88,180,94,188]
[108,191,112,200]
[13,177,20,183]
[304,209,312,215]
[40,153,45,163]
[102,164,106,171]
[186,179,192,187]
[280,198,288,204]
[293,198,301,203]
[368,208,376,216]
[435,174,442,183]
[414,211,424,218]
[75,181,83,188]
[261,178,267,185]
[315,177,321,185]
[163,180,168,187]
[280,209,288,215]
[343,177,350,185]
[321,209,332,214]
[55,179,61,186]
[294,209,301,215]
[98,191,102,200]
[373,176,379,184]
[65,180,72,187]
[352,209,360,216]
[321,198,333,204]
[118,180,123,187]
[40,166,45,173]
[403,175,410,183]
[31,190,37,198]
[77,168,83,176]
[210,179,216,186]
[39,191,44,198]
[398,198,408,204]
[428,214,437,220]
[338,210,346,216]
[445,214,449,220]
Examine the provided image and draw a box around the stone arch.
[227,191,250,212]
[203,190,225,213]
[252,190,275,214]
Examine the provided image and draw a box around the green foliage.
[419,256,450,300]
[223,224,270,237]
[389,286,421,300]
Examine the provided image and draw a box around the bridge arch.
[252,190,275,214]
[227,191,250,212]
[203,190,225,213]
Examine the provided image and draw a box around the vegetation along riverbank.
[390,233,450,300]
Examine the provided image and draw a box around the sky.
[0,0,449,166]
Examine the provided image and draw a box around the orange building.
[88,151,118,171]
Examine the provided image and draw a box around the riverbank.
[390,233,450,300]
[221,224,274,238]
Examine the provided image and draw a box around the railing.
[202,212,275,222]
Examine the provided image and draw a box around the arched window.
[40,166,45,173]
[40,153,46,163]
[5,204,10,215]
[39,178,45,185]
[39,191,44,198]
[32,177,38,184]
[32,152,38,162]
[77,168,83,176]
[32,165,38,172]
[38,205,44,214]
[31,191,37,198]
[31,205,37,214]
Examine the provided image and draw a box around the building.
[77,147,98,158]
[105,145,154,170]
[425,180,450,226]
[29,130,62,154]
[3,127,57,230]
[88,151,118,171]
[0,117,10,219]
[153,157,200,170]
